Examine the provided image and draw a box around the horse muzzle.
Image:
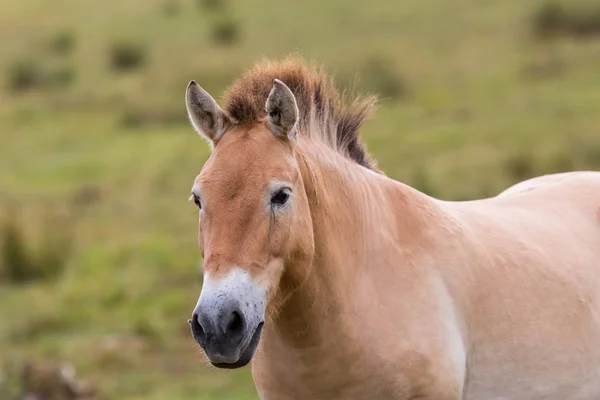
[190,269,266,368]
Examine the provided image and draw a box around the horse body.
[183,56,600,399]
[253,168,600,400]
[445,172,600,399]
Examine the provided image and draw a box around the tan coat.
[184,56,600,400]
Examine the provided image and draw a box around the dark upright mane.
[221,55,380,172]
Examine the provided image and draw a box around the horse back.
[444,171,600,399]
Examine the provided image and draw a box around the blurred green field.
[1,0,599,398]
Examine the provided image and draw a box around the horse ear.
[186,80,230,145]
[265,79,299,142]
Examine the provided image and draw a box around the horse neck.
[267,141,437,350]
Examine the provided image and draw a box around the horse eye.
[192,194,202,210]
[271,189,290,206]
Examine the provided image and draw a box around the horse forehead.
[197,126,291,188]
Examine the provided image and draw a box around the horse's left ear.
[265,79,299,142]
[186,80,231,146]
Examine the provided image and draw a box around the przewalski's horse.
[184,56,600,400]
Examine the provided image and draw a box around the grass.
[1,0,600,398]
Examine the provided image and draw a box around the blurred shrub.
[197,0,225,11]
[48,66,77,88]
[505,151,537,181]
[359,56,407,100]
[120,106,183,129]
[521,51,566,80]
[7,59,45,92]
[109,41,147,72]
[551,139,600,171]
[210,14,240,46]
[8,313,70,344]
[0,361,20,400]
[50,30,76,55]
[197,0,240,47]
[94,335,148,371]
[162,0,181,16]
[411,165,436,197]
[532,1,568,39]
[0,210,73,285]
[1,215,34,283]
[120,108,145,128]
[70,185,103,209]
[543,151,575,173]
[132,318,162,342]
[532,1,600,40]
[17,361,97,400]
[581,142,600,167]
[572,13,600,37]
[7,60,76,93]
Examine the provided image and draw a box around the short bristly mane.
[221,56,380,172]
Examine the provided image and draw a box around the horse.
[184,56,600,399]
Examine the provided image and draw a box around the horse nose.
[190,312,206,347]
[221,309,245,338]
[191,303,246,348]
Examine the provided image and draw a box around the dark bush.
[133,318,161,342]
[8,59,76,93]
[8,314,69,343]
[0,215,35,283]
[71,185,103,209]
[7,59,45,92]
[0,210,73,285]
[109,41,146,72]
[50,30,76,55]
[521,53,566,80]
[532,1,600,40]
[36,220,73,283]
[581,142,600,167]
[0,361,20,400]
[411,165,436,197]
[569,9,600,37]
[48,67,77,88]
[210,14,240,46]
[120,108,145,128]
[505,152,536,182]
[359,56,407,101]
[120,107,183,129]
[197,0,225,11]
[20,362,97,400]
[542,151,575,174]
[532,2,568,39]
[161,0,180,16]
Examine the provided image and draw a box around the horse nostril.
[191,313,206,345]
[224,311,244,336]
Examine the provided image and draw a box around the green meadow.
[1,0,599,398]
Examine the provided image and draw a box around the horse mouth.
[211,322,264,369]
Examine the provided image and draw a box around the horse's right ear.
[265,79,299,142]
[185,80,230,145]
